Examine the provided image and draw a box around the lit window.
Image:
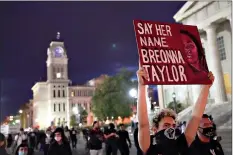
[217,36,226,60]
[71,91,75,97]
[56,72,61,78]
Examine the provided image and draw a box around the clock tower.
[47,32,69,82]
[46,32,71,127]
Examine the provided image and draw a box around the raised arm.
[185,72,214,146]
[137,68,151,153]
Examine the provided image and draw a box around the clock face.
[54,46,64,57]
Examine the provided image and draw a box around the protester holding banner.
[136,67,214,155]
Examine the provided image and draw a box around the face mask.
[18,151,27,155]
[155,128,176,143]
[155,128,177,153]
[55,136,62,142]
[199,127,215,138]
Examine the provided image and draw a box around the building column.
[157,85,165,109]
[205,24,228,103]
[226,16,231,27]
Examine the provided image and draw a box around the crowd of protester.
[0,69,225,155]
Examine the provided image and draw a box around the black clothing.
[70,130,77,149]
[133,128,143,155]
[118,143,129,155]
[47,141,72,155]
[117,130,131,155]
[7,136,13,148]
[117,130,131,145]
[146,133,188,155]
[104,128,118,155]
[88,129,103,150]
[44,144,50,155]
[188,136,224,155]
[0,148,9,155]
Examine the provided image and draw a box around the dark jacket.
[47,141,72,155]
[0,148,9,155]
[88,129,103,150]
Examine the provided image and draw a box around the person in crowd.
[47,127,72,155]
[88,121,104,155]
[39,130,46,152]
[34,128,40,150]
[15,143,29,155]
[104,123,118,155]
[13,128,28,153]
[7,134,13,148]
[187,114,224,155]
[117,124,131,155]
[0,133,9,155]
[136,67,214,155]
[44,129,52,155]
[27,129,37,155]
[133,123,143,155]
[70,127,77,149]
[64,126,71,143]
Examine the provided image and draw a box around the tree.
[92,68,136,120]
[167,101,186,113]
[81,110,88,124]
[70,115,77,127]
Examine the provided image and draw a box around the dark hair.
[51,127,68,142]
[153,108,177,128]
[20,128,24,131]
[119,123,125,127]
[109,123,115,129]
[180,30,208,72]
[15,143,28,155]
[93,121,98,127]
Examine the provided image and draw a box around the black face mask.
[153,128,177,153]
[199,127,215,138]
[155,128,176,144]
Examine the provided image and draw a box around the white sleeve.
[15,135,18,141]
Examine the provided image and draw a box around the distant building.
[158,1,231,108]
[19,99,33,128]
[31,33,107,129]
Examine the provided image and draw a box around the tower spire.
[56,32,60,40]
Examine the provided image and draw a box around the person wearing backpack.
[13,128,28,154]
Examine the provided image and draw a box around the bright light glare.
[56,72,61,78]
[72,107,79,114]
[129,88,137,98]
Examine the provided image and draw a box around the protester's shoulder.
[175,133,189,149]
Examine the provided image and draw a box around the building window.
[54,103,56,112]
[59,104,61,112]
[71,91,75,97]
[63,90,65,97]
[217,36,226,60]
[58,90,60,97]
[53,90,56,98]
[63,103,65,111]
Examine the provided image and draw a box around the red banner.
[133,20,211,85]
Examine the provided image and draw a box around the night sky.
[0,1,185,121]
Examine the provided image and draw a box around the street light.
[19,110,23,114]
[172,92,177,113]
[129,88,137,98]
